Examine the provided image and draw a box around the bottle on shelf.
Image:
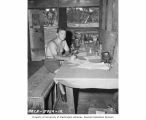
[99,44,102,57]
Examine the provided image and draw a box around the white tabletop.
[54,60,118,89]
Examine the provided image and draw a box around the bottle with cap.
[99,44,102,56]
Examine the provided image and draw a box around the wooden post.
[28,22,31,62]
[101,0,107,30]
[112,0,118,32]
[99,0,103,30]
[73,88,79,114]
[58,8,67,29]
[106,0,113,31]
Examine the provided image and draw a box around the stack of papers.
[76,62,110,70]
[84,55,101,61]
[68,59,110,70]
[69,59,85,65]
[77,52,87,56]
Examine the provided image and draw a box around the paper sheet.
[68,59,86,65]
[84,55,101,60]
[76,62,110,70]
[68,59,110,70]
[77,52,87,56]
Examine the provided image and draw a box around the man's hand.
[70,55,77,61]
[63,51,70,56]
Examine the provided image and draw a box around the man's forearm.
[54,55,70,61]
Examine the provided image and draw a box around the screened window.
[67,7,99,27]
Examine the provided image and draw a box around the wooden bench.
[28,65,55,114]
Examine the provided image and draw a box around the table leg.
[51,87,54,109]
[54,84,57,103]
[73,88,79,114]
[53,84,58,109]
[66,86,75,114]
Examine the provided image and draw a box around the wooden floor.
[55,89,117,114]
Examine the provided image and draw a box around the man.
[44,28,76,102]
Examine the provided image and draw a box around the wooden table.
[54,57,118,114]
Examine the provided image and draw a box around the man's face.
[58,30,66,41]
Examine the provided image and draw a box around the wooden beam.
[59,0,100,7]
[67,27,99,32]
[28,0,100,8]
[28,0,58,9]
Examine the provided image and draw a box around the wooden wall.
[100,30,117,56]
[99,0,118,57]
[100,0,118,32]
